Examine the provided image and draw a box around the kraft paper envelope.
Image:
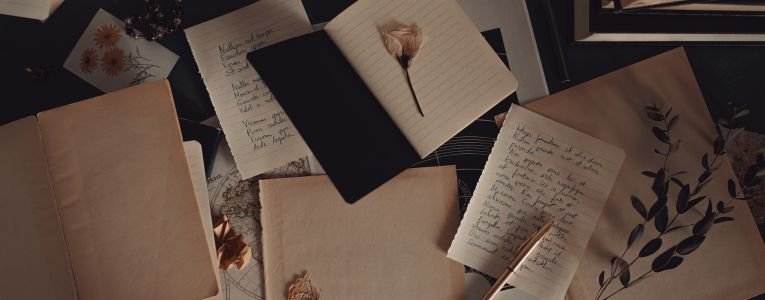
[524,48,765,300]
[0,80,218,299]
[259,166,465,300]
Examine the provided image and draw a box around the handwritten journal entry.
[186,0,312,179]
[448,105,625,300]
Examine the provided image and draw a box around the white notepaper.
[185,0,313,179]
[324,0,518,158]
[448,105,625,300]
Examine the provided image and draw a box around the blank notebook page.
[324,0,518,158]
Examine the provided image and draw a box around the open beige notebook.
[0,81,218,300]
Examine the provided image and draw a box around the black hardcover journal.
[248,30,419,203]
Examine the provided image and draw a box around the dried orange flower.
[94,23,121,48]
[381,24,426,116]
[287,272,321,300]
[79,48,98,74]
[101,48,125,76]
[213,214,252,270]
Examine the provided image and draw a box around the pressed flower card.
[64,9,178,93]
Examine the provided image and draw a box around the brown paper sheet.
[259,166,465,300]
[35,80,218,300]
[0,117,77,299]
[525,48,765,299]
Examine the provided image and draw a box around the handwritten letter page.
[185,0,312,179]
[448,105,625,300]
[324,0,518,158]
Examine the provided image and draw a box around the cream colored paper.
[185,0,313,179]
[260,166,465,300]
[448,105,625,300]
[184,141,222,300]
[36,80,218,300]
[523,48,765,300]
[0,117,77,300]
[324,0,518,158]
[0,0,51,20]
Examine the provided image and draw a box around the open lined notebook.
[249,0,518,203]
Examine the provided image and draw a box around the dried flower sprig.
[213,214,252,270]
[594,102,765,300]
[382,24,426,117]
[287,272,321,300]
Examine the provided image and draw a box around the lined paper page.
[324,0,518,158]
[448,105,625,300]
[185,0,313,179]
[0,0,51,20]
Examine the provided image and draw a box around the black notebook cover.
[179,118,222,177]
[247,30,420,204]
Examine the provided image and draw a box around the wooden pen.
[481,218,556,300]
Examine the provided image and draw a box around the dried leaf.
[631,196,648,220]
[686,196,705,213]
[646,107,665,121]
[676,184,690,213]
[628,224,644,247]
[667,115,679,131]
[642,171,657,178]
[717,201,734,214]
[692,201,714,236]
[639,238,663,257]
[702,153,709,170]
[714,216,735,224]
[651,246,677,271]
[697,170,712,184]
[655,256,683,272]
[655,208,668,233]
[652,168,667,197]
[677,235,705,255]
[652,127,671,144]
[727,179,737,198]
[714,136,726,155]
[598,270,605,287]
[619,264,631,288]
[647,196,667,220]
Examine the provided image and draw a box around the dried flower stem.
[398,55,424,117]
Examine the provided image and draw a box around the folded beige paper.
[0,80,218,299]
[524,48,765,299]
[259,166,465,300]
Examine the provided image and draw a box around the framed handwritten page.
[448,105,625,300]
[185,0,313,179]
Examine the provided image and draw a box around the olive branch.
[594,102,764,300]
